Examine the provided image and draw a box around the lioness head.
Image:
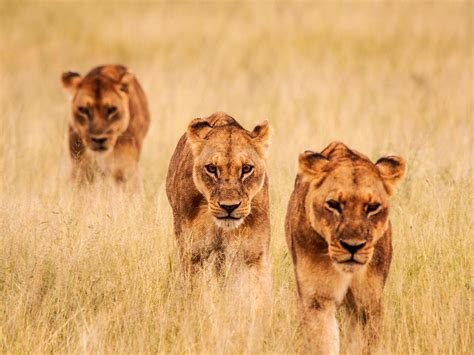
[187,113,271,229]
[299,142,406,273]
[61,65,134,154]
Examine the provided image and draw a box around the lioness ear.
[298,151,329,178]
[187,118,213,155]
[118,72,134,93]
[250,120,271,158]
[376,155,406,195]
[61,71,81,93]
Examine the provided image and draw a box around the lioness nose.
[340,240,366,254]
[91,137,107,145]
[219,202,241,214]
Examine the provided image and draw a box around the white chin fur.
[334,262,366,274]
[88,147,112,156]
[214,217,244,229]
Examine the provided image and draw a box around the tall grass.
[0,1,472,353]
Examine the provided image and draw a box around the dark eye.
[242,164,254,176]
[205,164,217,175]
[106,106,117,117]
[326,199,342,213]
[78,106,90,117]
[366,203,381,214]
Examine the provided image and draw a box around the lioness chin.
[61,64,150,190]
[166,112,272,307]
[286,142,406,354]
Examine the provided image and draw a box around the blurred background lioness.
[61,64,150,191]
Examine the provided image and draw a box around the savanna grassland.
[0,1,472,353]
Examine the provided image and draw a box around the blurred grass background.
[0,1,472,353]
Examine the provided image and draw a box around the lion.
[285,142,406,354]
[166,112,272,303]
[61,64,150,189]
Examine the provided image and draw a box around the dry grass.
[0,1,472,353]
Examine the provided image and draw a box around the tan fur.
[61,64,150,190]
[285,142,406,353]
[166,112,272,304]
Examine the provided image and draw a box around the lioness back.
[61,64,150,188]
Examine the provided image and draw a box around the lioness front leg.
[177,222,221,277]
[301,298,339,355]
[238,253,271,313]
[225,249,267,300]
[344,275,385,351]
[354,296,383,346]
[111,139,140,192]
[70,158,95,186]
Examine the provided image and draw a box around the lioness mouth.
[216,216,241,220]
[337,258,364,265]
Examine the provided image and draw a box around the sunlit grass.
[0,1,472,353]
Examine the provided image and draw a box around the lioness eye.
[107,106,117,117]
[242,164,254,175]
[366,203,381,214]
[205,164,217,175]
[326,199,342,213]
[78,106,90,117]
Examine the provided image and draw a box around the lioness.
[61,64,150,189]
[286,142,406,354]
[166,112,271,299]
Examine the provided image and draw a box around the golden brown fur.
[61,64,150,189]
[285,142,406,354]
[166,112,272,302]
